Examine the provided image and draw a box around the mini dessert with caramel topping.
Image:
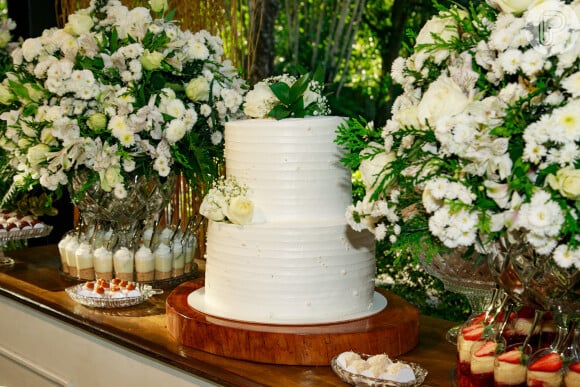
[77,278,142,298]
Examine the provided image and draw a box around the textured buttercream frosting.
[193,116,380,324]
[224,117,352,223]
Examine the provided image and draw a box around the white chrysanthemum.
[562,72,580,97]
[210,131,223,145]
[390,57,407,84]
[153,156,171,177]
[552,104,580,143]
[520,49,545,77]
[498,49,522,74]
[200,104,212,117]
[188,40,210,60]
[221,88,243,112]
[553,244,576,269]
[165,119,186,144]
[374,223,387,241]
[113,183,127,199]
[489,28,512,51]
[108,115,129,133]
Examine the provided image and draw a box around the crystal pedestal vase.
[420,250,497,345]
[67,170,178,282]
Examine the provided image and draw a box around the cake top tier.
[224,116,351,223]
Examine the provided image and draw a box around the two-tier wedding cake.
[188,116,386,324]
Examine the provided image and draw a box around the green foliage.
[267,70,326,119]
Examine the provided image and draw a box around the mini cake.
[184,235,196,273]
[113,247,134,281]
[172,239,185,277]
[527,352,563,387]
[494,348,526,387]
[154,241,172,280]
[457,322,485,384]
[503,307,539,346]
[93,246,113,280]
[64,236,80,278]
[57,234,73,274]
[142,227,154,248]
[75,242,95,280]
[565,362,580,386]
[135,245,155,282]
[469,340,497,387]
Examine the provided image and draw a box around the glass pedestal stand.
[438,276,497,345]
[420,252,497,345]
[0,226,53,266]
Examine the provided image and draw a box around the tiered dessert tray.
[166,278,420,366]
[0,226,53,266]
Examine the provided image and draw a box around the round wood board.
[166,278,420,365]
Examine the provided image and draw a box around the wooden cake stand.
[166,278,420,365]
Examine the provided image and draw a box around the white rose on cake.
[243,82,277,118]
[226,196,254,225]
[200,176,254,225]
[242,71,330,119]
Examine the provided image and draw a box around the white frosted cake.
[188,116,384,324]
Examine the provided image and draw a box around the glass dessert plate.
[65,283,163,308]
[331,353,428,387]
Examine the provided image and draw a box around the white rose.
[418,75,469,127]
[359,145,397,190]
[547,167,580,200]
[26,144,50,167]
[243,82,277,118]
[226,196,254,225]
[65,13,94,36]
[99,166,123,192]
[87,112,107,131]
[141,49,164,71]
[487,0,535,14]
[199,190,227,222]
[185,77,210,102]
[414,13,459,65]
[149,0,168,13]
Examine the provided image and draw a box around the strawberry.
[474,340,497,357]
[569,361,580,373]
[462,324,485,341]
[470,312,486,324]
[528,352,563,372]
[497,349,522,364]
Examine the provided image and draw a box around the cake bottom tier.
[199,220,378,324]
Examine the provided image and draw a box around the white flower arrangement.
[199,176,254,225]
[243,72,330,119]
[0,0,246,203]
[337,0,580,271]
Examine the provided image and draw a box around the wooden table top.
[0,245,457,386]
